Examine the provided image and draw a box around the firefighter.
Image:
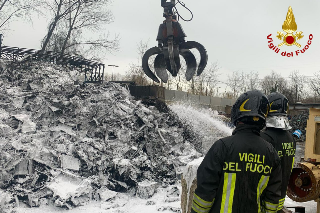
[261,92,296,213]
[191,90,282,213]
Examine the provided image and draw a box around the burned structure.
[0,45,105,83]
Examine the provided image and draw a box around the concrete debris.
[27,188,52,207]
[146,200,156,205]
[165,186,180,202]
[108,179,129,192]
[38,198,49,206]
[47,173,92,201]
[14,159,33,176]
[97,187,118,201]
[12,114,36,134]
[165,197,180,203]
[157,206,181,212]
[136,180,158,199]
[70,195,91,207]
[60,154,80,171]
[99,193,128,210]
[0,61,202,210]
[0,190,15,211]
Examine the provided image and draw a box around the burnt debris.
[0,60,201,210]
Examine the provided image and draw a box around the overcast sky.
[3,0,320,89]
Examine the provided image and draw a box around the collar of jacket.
[232,124,261,136]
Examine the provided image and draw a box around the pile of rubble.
[289,111,308,142]
[0,60,202,211]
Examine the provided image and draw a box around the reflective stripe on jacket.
[261,128,296,211]
[191,124,282,213]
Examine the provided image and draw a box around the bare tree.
[137,40,149,63]
[58,0,82,57]
[226,71,261,97]
[309,72,320,97]
[260,71,287,94]
[288,70,306,103]
[124,63,150,86]
[222,91,234,99]
[0,0,38,30]
[41,0,74,52]
[58,0,118,58]
[192,62,220,96]
[247,71,260,90]
[0,0,8,11]
[125,40,152,86]
[45,30,72,54]
[168,59,189,91]
[227,71,246,98]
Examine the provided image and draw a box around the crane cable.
[173,0,193,22]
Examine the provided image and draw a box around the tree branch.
[0,0,9,12]
[0,8,20,29]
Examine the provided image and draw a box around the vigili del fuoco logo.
[267,6,313,57]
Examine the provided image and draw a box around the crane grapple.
[142,0,208,83]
